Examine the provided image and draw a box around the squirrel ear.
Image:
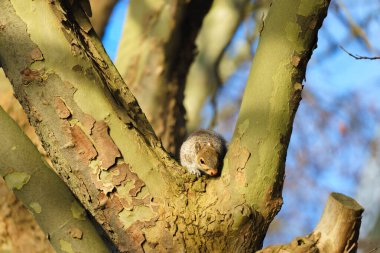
[195,143,201,152]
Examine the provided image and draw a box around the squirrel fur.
[180,129,226,176]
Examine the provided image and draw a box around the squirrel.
[180,129,226,176]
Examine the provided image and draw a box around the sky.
[101,0,380,246]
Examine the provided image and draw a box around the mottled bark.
[0,106,111,253]
[0,0,183,251]
[229,0,331,217]
[89,0,118,38]
[0,178,54,253]
[0,70,53,253]
[115,0,213,156]
[0,69,45,156]
[0,0,361,252]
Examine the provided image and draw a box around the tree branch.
[195,0,331,250]
[258,192,364,253]
[313,192,364,253]
[340,46,380,60]
[0,0,186,250]
[228,0,331,217]
[0,106,111,253]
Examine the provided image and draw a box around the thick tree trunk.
[0,0,346,252]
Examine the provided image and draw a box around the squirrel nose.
[209,169,217,176]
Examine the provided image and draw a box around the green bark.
[194,0,331,250]
[0,106,111,253]
[227,0,331,217]
[0,0,183,250]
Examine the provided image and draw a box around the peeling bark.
[0,107,111,253]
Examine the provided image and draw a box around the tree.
[0,0,364,252]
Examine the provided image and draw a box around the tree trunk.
[0,0,345,252]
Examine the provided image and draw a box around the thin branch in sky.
[340,46,380,60]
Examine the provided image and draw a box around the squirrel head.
[195,142,219,176]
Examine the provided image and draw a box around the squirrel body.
[180,129,226,176]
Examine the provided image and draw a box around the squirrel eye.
[200,158,205,164]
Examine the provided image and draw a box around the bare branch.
[340,46,380,60]
[313,193,364,253]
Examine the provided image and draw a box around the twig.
[340,46,380,60]
[368,247,379,253]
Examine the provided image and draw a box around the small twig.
[368,247,379,253]
[340,46,380,60]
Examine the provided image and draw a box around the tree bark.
[0,107,111,253]
[0,0,184,251]
[115,0,213,156]
[0,0,339,252]
[224,0,331,234]
[0,178,54,253]
[313,193,364,253]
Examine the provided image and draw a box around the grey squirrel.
[180,129,226,176]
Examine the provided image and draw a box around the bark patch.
[230,139,251,171]
[20,68,43,84]
[30,48,44,61]
[67,227,83,239]
[111,164,128,186]
[120,223,146,252]
[91,121,121,170]
[54,97,71,119]
[81,114,95,135]
[71,124,97,163]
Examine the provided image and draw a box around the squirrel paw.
[188,167,201,177]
